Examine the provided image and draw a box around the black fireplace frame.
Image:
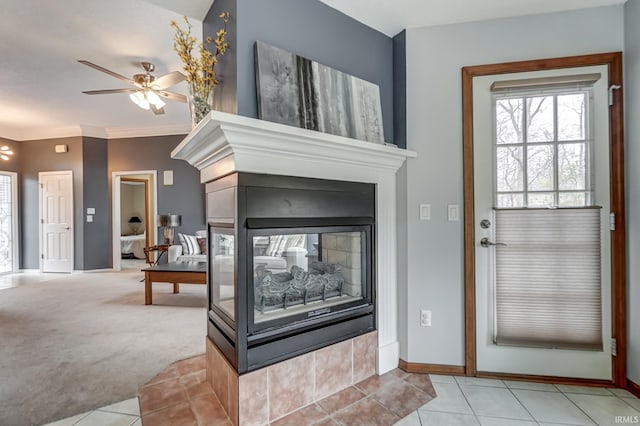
[206,173,376,374]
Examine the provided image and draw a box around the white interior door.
[40,171,73,273]
[473,65,612,379]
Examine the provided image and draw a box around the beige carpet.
[0,265,207,426]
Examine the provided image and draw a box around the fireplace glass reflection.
[252,231,365,324]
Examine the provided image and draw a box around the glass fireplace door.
[210,227,235,324]
[250,227,371,331]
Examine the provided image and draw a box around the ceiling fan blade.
[78,60,140,87]
[157,90,188,103]
[82,88,138,95]
[150,104,165,115]
[152,71,186,90]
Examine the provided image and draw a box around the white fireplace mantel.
[172,111,416,374]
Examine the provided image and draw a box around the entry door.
[40,171,73,273]
[0,172,18,274]
[473,65,612,379]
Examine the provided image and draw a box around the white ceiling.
[0,0,626,141]
[318,0,627,37]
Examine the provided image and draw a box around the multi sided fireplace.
[206,172,375,373]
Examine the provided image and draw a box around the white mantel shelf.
[171,111,416,183]
[172,111,416,375]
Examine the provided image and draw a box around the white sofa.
[168,230,207,263]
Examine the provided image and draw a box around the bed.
[120,233,146,259]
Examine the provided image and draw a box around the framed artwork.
[255,41,385,144]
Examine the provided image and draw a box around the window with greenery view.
[494,90,593,208]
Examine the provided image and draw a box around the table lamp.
[128,216,142,234]
[158,214,181,244]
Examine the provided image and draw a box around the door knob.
[480,237,506,248]
[64,227,70,230]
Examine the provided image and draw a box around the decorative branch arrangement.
[171,12,230,125]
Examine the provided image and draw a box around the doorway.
[462,52,626,385]
[112,170,157,271]
[39,171,74,273]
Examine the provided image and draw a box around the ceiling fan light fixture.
[129,91,150,110]
[0,155,9,161]
[146,90,166,109]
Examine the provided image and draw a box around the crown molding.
[103,124,191,140]
[3,123,190,142]
[4,126,85,142]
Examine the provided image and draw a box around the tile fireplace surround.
[172,111,416,425]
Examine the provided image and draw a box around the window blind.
[494,208,602,351]
[490,73,601,93]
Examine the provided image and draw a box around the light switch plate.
[447,204,459,221]
[163,170,174,186]
[87,207,95,214]
[419,204,431,221]
[86,215,93,223]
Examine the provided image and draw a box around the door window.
[494,90,593,208]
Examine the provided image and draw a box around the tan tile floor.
[46,355,640,426]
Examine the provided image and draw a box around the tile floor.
[399,374,640,426]
[43,398,141,426]
[44,364,640,426]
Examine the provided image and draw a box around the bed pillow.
[178,233,201,255]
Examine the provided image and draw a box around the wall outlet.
[420,309,432,327]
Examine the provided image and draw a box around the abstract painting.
[255,41,385,144]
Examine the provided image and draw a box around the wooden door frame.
[120,177,151,248]
[111,170,158,271]
[462,52,626,386]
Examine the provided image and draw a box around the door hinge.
[40,183,43,189]
[611,338,617,356]
[609,212,616,231]
[41,254,44,260]
[40,218,44,224]
[609,84,622,106]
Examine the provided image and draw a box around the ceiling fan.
[78,60,187,115]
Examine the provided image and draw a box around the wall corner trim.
[627,378,640,398]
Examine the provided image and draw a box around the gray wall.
[83,137,110,270]
[403,6,625,366]
[19,137,84,270]
[0,138,21,174]
[204,0,238,115]
[393,31,407,148]
[108,135,205,239]
[204,0,395,143]
[624,0,640,386]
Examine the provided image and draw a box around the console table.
[143,262,206,305]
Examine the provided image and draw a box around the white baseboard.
[378,340,400,375]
